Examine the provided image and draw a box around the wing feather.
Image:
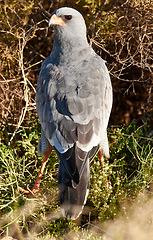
[36,51,112,178]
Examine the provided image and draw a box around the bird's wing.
[36,51,112,219]
[36,52,112,177]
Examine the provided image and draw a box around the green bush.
[0,121,153,238]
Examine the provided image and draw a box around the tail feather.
[56,145,98,220]
[58,157,90,220]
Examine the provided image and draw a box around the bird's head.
[49,7,87,41]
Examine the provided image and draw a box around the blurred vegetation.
[0,0,153,239]
[0,120,153,239]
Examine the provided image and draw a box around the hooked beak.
[48,14,66,27]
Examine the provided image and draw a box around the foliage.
[0,0,153,239]
[0,0,153,131]
[0,121,153,239]
[89,121,153,221]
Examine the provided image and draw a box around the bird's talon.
[18,186,30,194]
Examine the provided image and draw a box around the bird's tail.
[56,145,97,220]
[58,158,90,220]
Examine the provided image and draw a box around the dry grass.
[0,0,152,138]
[1,192,153,239]
[103,193,153,240]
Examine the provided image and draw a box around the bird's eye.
[65,15,72,20]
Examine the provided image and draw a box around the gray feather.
[36,7,113,219]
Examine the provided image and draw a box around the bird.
[19,7,113,220]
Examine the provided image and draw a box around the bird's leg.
[19,147,52,194]
[98,150,104,167]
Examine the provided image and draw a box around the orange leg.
[19,147,52,194]
[98,150,104,167]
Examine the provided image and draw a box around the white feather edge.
[61,188,89,220]
[48,131,110,157]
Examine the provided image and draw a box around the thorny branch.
[0,2,49,140]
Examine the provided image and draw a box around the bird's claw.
[18,183,40,195]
